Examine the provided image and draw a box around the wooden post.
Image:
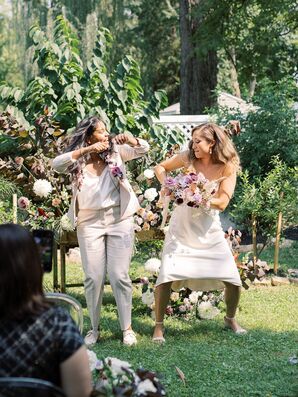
[252,213,257,269]
[274,192,284,274]
[12,194,18,224]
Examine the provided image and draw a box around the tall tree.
[132,0,180,103]
[179,0,217,114]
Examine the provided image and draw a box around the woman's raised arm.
[154,152,187,185]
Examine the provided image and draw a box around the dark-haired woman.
[0,224,92,397]
[152,123,246,343]
[52,116,149,346]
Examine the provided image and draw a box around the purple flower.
[110,166,123,179]
[164,176,176,187]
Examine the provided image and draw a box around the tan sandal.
[224,316,247,335]
[152,321,166,344]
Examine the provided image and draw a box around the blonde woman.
[153,123,246,343]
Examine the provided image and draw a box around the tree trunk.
[228,47,241,98]
[179,0,217,114]
[248,74,257,98]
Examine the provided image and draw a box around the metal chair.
[45,292,84,334]
[0,377,66,397]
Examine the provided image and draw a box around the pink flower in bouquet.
[18,196,30,210]
[166,306,174,315]
[179,305,186,313]
[52,198,61,207]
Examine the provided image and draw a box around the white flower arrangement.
[136,378,157,394]
[92,354,166,396]
[102,357,131,376]
[60,214,74,231]
[33,179,53,198]
[141,289,155,306]
[189,291,203,304]
[197,301,220,320]
[144,258,161,274]
[143,169,155,179]
[144,187,158,202]
[87,349,98,372]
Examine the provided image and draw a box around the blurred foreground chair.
[0,377,66,397]
[45,293,83,334]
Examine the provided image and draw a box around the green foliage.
[193,0,298,97]
[0,175,19,224]
[0,175,20,201]
[44,255,298,397]
[231,157,298,253]
[0,15,168,138]
[211,79,298,178]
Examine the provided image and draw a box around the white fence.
[153,114,209,144]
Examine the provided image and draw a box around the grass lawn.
[44,243,298,397]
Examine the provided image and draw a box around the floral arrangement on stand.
[0,110,74,232]
[132,168,163,233]
[139,258,224,321]
[87,351,166,397]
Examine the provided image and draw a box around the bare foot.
[224,316,247,334]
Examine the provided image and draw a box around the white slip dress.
[156,202,242,292]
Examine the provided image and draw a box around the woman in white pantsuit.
[152,123,246,343]
[53,116,149,346]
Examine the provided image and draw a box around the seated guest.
[0,224,92,397]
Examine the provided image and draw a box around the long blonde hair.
[188,123,240,172]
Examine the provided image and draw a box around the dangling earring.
[209,148,212,154]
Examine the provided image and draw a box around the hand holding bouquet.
[163,172,219,210]
[159,172,222,229]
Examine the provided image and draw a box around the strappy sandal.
[224,316,247,335]
[152,321,166,344]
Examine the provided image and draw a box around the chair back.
[45,292,83,333]
[0,377,66,397]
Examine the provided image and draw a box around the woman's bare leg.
[223,282,246,333]
[152,282,172,339]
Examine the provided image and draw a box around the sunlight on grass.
[43,244,298,396]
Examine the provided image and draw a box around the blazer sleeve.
[118,139,149,162]
[52,152,76,174]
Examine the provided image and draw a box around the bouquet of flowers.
[163,172,219,210]
[160,172,222,228]
[88,352,166,397]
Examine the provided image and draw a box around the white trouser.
[77,206,134,331]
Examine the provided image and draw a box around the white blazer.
[52,139,149,228]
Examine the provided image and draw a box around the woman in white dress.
[153,123,246,342]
